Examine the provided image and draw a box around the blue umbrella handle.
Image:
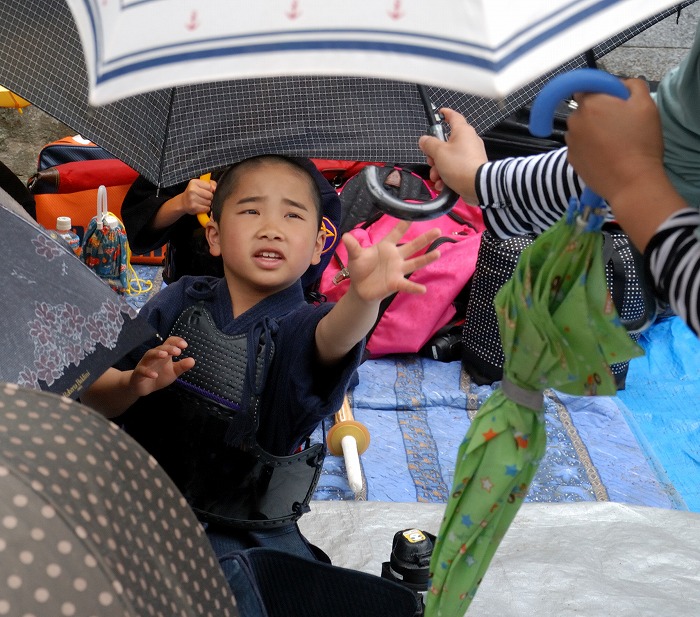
[529,68,629,214]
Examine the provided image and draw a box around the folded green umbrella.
[425,207,643,617]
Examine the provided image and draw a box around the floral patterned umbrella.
[425,196,644,617]
[0,187,154,398]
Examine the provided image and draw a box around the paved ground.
[599,3,699,81]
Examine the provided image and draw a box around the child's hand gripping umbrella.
[424,69,644,617]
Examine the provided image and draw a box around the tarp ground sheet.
[616,316,700,512]
[314,314,698,513]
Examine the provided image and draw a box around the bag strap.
[601,224,658,332]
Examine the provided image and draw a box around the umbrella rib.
[156,87,177,191]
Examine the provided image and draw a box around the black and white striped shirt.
[475,148,700,336]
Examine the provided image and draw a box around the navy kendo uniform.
[116,275,362,560]
[113,160,358,560]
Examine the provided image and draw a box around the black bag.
[480,100,569,160]
[461,226,657,390]
[220,548,419,617]
[461,232,536,386]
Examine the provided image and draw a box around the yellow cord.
[125,243,154,296]
[127,265,154,296]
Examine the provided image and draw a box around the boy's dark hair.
[211,155,323,227]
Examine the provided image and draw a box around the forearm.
[80,368,140,419]
[606,169,688,253]
[151,194,187,230]
[476,148,582,238]
[601,164,698,335]
[315,287,380,364]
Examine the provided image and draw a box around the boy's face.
[206,160,325,304]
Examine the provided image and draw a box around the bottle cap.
[56,216,72,231]
[104,213,122,230]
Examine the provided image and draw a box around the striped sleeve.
[475,148,583,239]
[646,208,700,337]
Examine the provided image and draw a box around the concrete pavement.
[599,3,699,81]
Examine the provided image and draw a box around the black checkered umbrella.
[0,0,691,188]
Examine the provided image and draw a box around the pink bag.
[320,191,485,358]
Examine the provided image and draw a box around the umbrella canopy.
[0,382,239,617]
[425,202,644,617]
[0,0,690,187]
[0,186,154,399]
[69,1,685,105]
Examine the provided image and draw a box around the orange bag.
[27,136,165,265]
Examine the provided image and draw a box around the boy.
[81,154,441,558]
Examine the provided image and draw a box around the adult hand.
[153,177,217,229]
[566,78,687,251]
[565,78,665,204]
[180,177,217,216]
[418,108,487,204]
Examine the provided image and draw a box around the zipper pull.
[333,267,350,285]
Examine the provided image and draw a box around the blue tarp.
[616,315,700,511]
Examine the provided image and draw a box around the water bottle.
[55,216,82,257]
[381,528,435,616]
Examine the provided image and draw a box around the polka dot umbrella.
[0,382,239,617]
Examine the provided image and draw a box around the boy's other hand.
[130,336,195,396]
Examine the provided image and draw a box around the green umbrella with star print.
[424,191,644,617]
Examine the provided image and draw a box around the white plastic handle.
[97,185,108,226]
[340,434,363,494]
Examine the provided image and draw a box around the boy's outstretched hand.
[342,219,442,302]
[315,218,443,365]
[130,336,195,397]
